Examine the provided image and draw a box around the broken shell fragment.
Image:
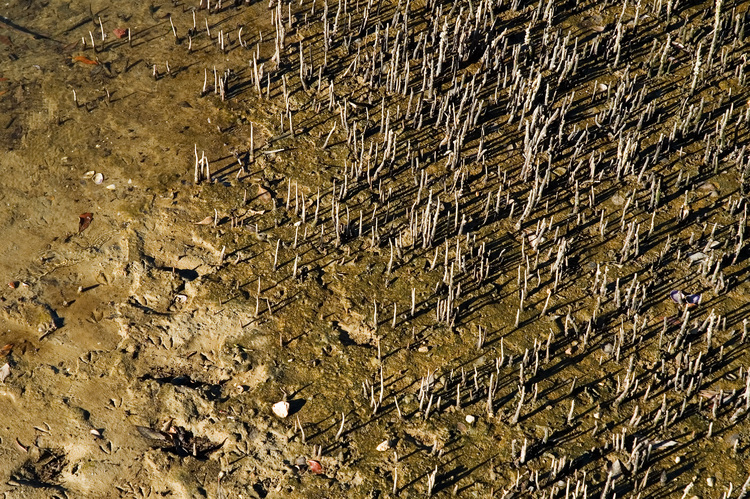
[609,459,626,478]
[669,290,685,306]
[685,293,701,307]
[688,252,707,264]
[272,400,290,418]
[195,216,214,225]
[670,290,701,308]
[78,212,94,233]
[376,440,391,452]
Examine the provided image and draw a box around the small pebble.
[465,415,476,424]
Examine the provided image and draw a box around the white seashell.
[465,414,476,424]
[84,171,96,178]
[106,184,116,190]
[93,173,104,184]
[0,363,9,383]
[272,400,290,418]
[376,440,391,452]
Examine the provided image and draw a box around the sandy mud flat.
[1,0,750,497]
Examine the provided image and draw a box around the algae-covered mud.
[1,0,750,497]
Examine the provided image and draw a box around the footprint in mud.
[135,424,224,459]
[10,446,67,490]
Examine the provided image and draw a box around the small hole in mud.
[176,268,199,281]
[252,480,269,498]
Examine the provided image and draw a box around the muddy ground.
[1,0,750,497]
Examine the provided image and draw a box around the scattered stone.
[272,401,290,418]
[609,459,625,478]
